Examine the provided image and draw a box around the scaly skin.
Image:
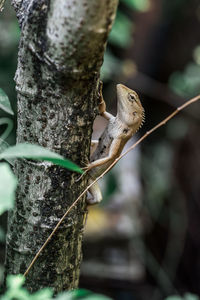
[86,83,145,205]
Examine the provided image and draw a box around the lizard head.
[116,84,145,130]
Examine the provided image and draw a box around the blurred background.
[0,0,200,299]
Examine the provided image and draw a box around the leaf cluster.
[1,274,112,300]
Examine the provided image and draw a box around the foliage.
[0,275,112,300]
[1,275,53,300]
[0,163,17,215]
[169,45,200,98]
[56,289,112,300]
[0,1,19,122]
[0,89,14,115]
[0,143,83,173]
[101,0,150,80]
[165,293,199,300]
[0,88,14,163]
[0,139,14,166]
[108,11,133,48]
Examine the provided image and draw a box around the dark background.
[1,1,200,299]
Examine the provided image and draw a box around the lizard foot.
[75,170,88,182]
[82,165,93,172]
[99,98,106,115]
[98,81,106,115]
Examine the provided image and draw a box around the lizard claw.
[82,167,88,171]
[82,160,96,171]
[82,166,90,172]
[75,160,90,182]
[75,170,88,182]
[75,163,95,182]
[99,99,106,115]
[98,81,106,115]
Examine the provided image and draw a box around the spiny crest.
[136,110,145,132]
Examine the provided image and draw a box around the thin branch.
[24,93,200,277]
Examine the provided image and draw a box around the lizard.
[84,82,145,205]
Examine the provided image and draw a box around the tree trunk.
[5,0,118,292]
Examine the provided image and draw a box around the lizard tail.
[87,178,103,205]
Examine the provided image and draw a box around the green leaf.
[0,163,17,215]
[2,275,53,300]
[165,295,200,300]
[31,288,53,300]
[3,275,28,300]
[73,289,92,298]
[0,143,83,174]
[6,274,25,290]
[55,293,71,300]
[84,296,112,300]
[0,118,14,141]
[0,139,14,166]
[0,89,14,115]
[56,289,112,300]
[169,62,200,98]
[184,293,199,300]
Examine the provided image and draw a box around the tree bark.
[5,0,118,292]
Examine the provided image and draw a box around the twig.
[23,94,200,277]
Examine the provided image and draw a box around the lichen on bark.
[5,0,118,292]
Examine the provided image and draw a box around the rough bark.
[5,0,118,292]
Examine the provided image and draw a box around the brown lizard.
[85,83,145,205]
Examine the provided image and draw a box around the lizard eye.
[128,93,136,102]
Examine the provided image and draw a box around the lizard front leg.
[99,82,113,121]
[86,138,122,171]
